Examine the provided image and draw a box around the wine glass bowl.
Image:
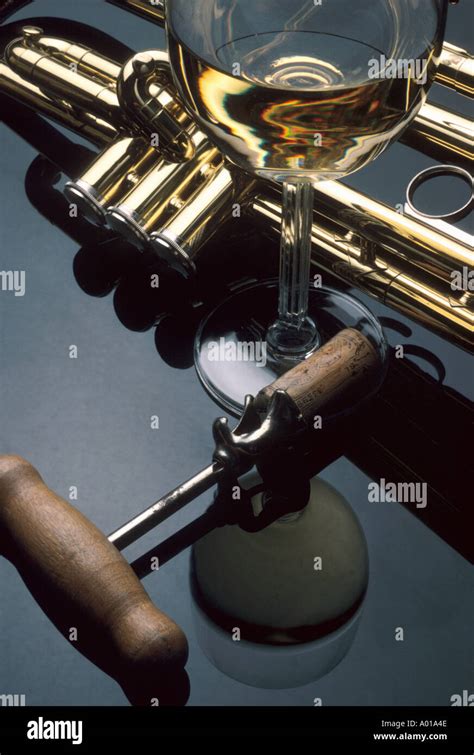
[167,0,446,181]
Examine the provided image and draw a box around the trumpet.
[0,4,472,349]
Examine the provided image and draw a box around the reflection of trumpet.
[0,21,472,348]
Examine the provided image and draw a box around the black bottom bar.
[0,706,472,749]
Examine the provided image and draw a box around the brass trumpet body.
[0,19,471,346]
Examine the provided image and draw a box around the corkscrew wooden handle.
[256,328,380,423]
[0,456,189,705]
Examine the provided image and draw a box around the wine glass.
[165,0,449,415]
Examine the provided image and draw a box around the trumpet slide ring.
[406,164,473,222]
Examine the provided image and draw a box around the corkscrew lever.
[109,327,379,551]
[109,389,304,552]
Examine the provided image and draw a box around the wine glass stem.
[267,180,320,360]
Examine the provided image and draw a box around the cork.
[256,328,380,423]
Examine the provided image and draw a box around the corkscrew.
[0,328,381,705]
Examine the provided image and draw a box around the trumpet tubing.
[0,21,471,345]
[405,103,473,169]
[117,50,197,162]
[5,32,123,127]
[1,28,198,160]
[251,188,473,352]
[19,26,121,84]
[438,42,474,98]
[0,59,117,144]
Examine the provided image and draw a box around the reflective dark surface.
[0,0,472,706]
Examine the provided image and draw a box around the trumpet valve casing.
[64,137,158,226]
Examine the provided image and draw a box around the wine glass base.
[195,281,387,417]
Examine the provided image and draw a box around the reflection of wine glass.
[166,0,448,414]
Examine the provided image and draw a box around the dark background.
[0,0,472,706]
